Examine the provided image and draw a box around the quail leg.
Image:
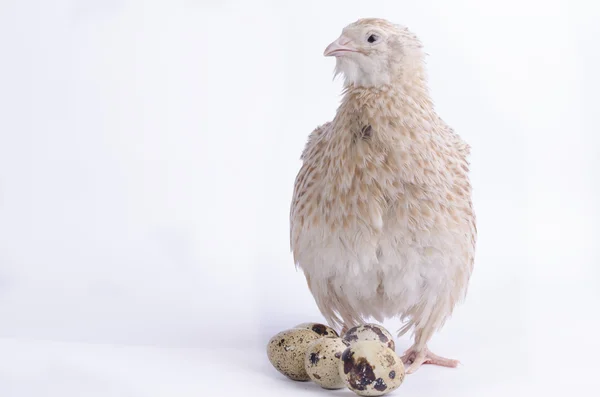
[401,345,460,373]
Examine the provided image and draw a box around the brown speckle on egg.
[384,354,395,366]
[364,325,393,349]
[338,341,405,396]
[342,324,396,352]
[294,322,339,338]
[342,351,376,391]
[309,352,320,365]
[374,378,387,392]
[266,329,321,381]
[304,337,347,389]
[343,327,360,341]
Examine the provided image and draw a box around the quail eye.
[367,34,379,43]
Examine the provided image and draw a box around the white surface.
[1,0,599,396]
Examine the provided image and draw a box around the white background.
[0,0,599,396]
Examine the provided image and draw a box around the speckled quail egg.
[267,328,321,381]
[304,336,348,389]
[339,340,405,396]
[342,324,395,351]
[294,322,339,338]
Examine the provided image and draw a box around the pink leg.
[401,345,460,373]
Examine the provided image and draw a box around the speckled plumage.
[290,19,476,373]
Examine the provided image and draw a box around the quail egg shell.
[294,322,339,338]
[343,323,395,351]
[339,340,405,396]
[267,328,321,381]
[304,336,348,389]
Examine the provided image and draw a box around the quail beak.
[324,35,357,57]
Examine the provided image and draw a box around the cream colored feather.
[290,18,476,373]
